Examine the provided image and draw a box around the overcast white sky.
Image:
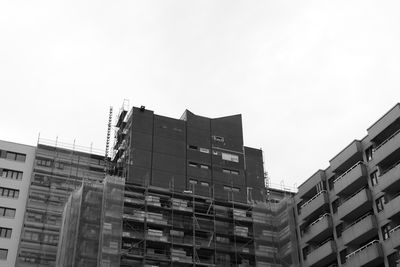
[1,1,399,189]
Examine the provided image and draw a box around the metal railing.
[345,240,379,259]
[374,128,400,152]
[343,212,372,231]
[301,190,327,209]
[389,224,400,235]
[333,161,364,184]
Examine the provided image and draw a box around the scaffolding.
[120,181,298,267]
[56,176,125,267]
[17,138,106,267]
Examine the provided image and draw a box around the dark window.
[222,169,239,175]
[1,169,23,180]
[370,171,378,186]
[0,227,12,238]
[0,248,8,260]
[0,150,26,162]
[0,207,16,218]
[336,223,343,238]
[188,145,198,150]
[376,195,386,212]
[382,224,391,240]
[0,187,19,198]
[332,199,340,214]
[213,136,224,142]
[365,146,373,161]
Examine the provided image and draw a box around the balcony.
[302,214,333,244]
[367,103,400,141]
[305,240,336,267]
[330,140,363,173]
[333,162,367,196]
[373,129,400,166]
[387,225,400,250]
[297,170,325,200]
[298,191,329,222]
[378,161,400,193]
[338,188,372,221]
[344,240,383,267]
[383,194,400,219]
[342,213,377,245]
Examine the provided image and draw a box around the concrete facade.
[0,140,35,267]
[295,103,400,267]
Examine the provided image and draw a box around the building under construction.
[56,104,300,266]
[17,138,106,266]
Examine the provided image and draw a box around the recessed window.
[0,227,12,239]
[213,136,224,142]
[376,195,386,212]
[200,182,209,187]
[382,224,391,240]
[0,187,19,199]
[0,248,8,260]
[189,179,197,185]
[223,169,239,175]
[1,169,23,180]
[370,171,378,186]
[188,145,198,150]
[223,186,231,191]
[199,148,209,154]
[0,150,26,162]
[365,146,373,162]
[232,187,240,192]
[188,162,198,168]
[0,207,16,218]
[200,165,209,169]
[221,152,239,163]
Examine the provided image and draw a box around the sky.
[1,1,400,189]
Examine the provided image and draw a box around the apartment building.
[55,104,300,267]
[295,103,400,267]
[16,138,106,267]
[0,140,35,267]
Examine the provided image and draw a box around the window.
[0,169,23,180]
[213,136,224,142]
[199,148,209,154]
[370,171,378,186]
[0,207,16,218]
[0,227,12,238]
[0,249,8,260]
[189,179,197,185]
[0,187,19,198]
[200,164,209,169]
[188,162,198,168]
[223,186,231,191]
[365,146,373,162]
[0,150,26,162]
[200,182,209,187]
[188,145,198,150]
[382,224,391,240]
[221,152,239,163]
[376,195,386,212]
[336,223,343,238]
[37,158,52,167]
[222,168,239,175]
[232,187,240,192]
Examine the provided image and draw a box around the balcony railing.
[306,213,330,230]
[389,224,400,235]
[333,161,364,184]
[374,128,400,152]
[343,212,372,231]
[345,240,379,260]
[301,190,327,209]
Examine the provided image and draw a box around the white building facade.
[0,140,35,267]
